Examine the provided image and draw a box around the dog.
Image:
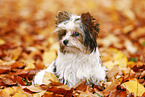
[33,11,106,88]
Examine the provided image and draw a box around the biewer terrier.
[33,11,106,88]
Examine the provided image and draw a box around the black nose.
[63,40,68,46]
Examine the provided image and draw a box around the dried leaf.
[103,50,127,69]
[12,87,30,97]
[42,72,59,85]
[0,39,5,45]
[107,65,120,80]
[0,65,11,74]
[11,61,25,69]
[42,92,53,97]
[42,51,57,67]
[23,59,35,70]
[103,77,123,96]
[0,87,15,97]
[23,85,43,93]
[122,78,145,96]
[79,90,98,97]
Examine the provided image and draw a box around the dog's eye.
[72,32,79,36]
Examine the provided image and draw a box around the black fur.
[83,25,97,52]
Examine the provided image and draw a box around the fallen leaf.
[127,61,135,68]
[11,61,25,69]
[121,68,135,82]
[113,51,128,69]
[41,92,53,97]
[107,65,120,80]
[23,59,35,70]
[99,35,120,47]
[23,85,43,93]
[0,65,11,74]
[72,79,87,91]
[12,87,30,97]
[0,38,5,45]
[124,40,137,54]
[13,75,25,86]
[8,47,22,61]
[32,91,46,97]
[42,71,59,85]
[103,50,128,69]
[109,90,127,97]
[57,85,69,90]
[42,50,57,67]
[122,78,145,96]
[41,85,73,96]
[103,77,123,96]
[0,87,15,97]
[79,90,98,97]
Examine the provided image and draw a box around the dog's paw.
[33,70,46,85]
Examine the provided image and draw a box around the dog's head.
[55,11,99,54]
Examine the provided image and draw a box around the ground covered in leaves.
[0,0,145,96]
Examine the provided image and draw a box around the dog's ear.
[56,11,70,24]
[81,12,99,52]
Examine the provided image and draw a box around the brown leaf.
[107,65,120,80]
[42,92,53,97]
[13,76,25,86]
[109,90,127,97]
[23,85,43,93]
[103,77,123,96]
[0,65,11,74]
[72,79,87,92]
[42,71,59,85]
[41,85,73,96]
[11,61,25,69]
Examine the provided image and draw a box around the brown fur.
[56,11,70,25]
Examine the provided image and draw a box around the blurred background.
[0,0,145,63]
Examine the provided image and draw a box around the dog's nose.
[63,40,68,46]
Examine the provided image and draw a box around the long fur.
[33,11,106,88]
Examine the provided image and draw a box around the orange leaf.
[0,65,11,74]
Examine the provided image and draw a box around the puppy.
[33,11,106,88]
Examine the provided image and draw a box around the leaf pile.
[0,0,145,96]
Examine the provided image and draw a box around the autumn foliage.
[0,0,145,96]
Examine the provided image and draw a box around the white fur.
[33,48,106,88]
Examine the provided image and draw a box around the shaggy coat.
[33,11,106,88]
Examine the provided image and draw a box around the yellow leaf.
[103,77,123,95]
[42,92,53,97]
[11,47,23,61]
[79,90,98,97]
[114,51,128,68]
[86,2,96,10]
[0,38,5,45]
[23,85,43,93]
[42,71,59,85]
[12,90,28,97]
[107,65,119,79]
[114,52,124,61]
[114,56,127,68]
[42,50,57,67]
[103,50,128,70]
[127,61,135,68]
[57,85,70,90]
[23,59,35,70]
[122,78,145,96]
[32,91,46,97]
[0,87,15,97]
[103,61,114,70]
[49,42,59,51]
